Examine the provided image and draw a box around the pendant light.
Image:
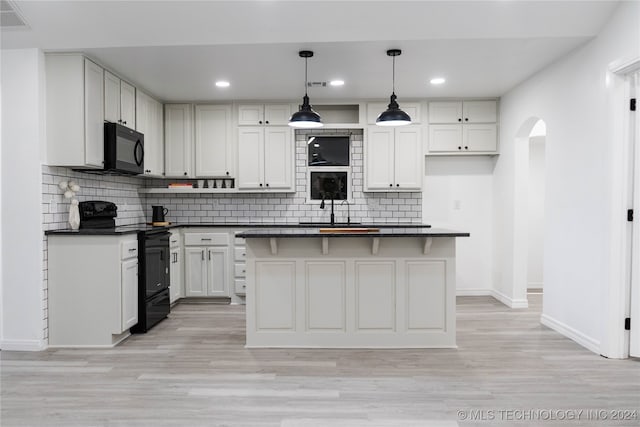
[376,49,411,126]
[289,50,323,128]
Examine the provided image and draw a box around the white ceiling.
[1,0,620,102]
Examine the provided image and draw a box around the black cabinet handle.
[201,250,204,261]
[123,121,127,125]
[208,250,211,260]
[226,171,229,176]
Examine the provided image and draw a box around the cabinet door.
[428,124,463,152]
[394,126,422,190]
[84,58,105,168]
[428,101,463,124]
[238,105,264,125]
[264,104,291,125]
[263,127,292,190]
[463,124,497,152]
[185,247,207,297]
[120,258,138,332]
[365,126,394,190]
[104,70,121,124]
[207,247,228,297]
[170,247,182,303]
[462,100,497,123]
[237,127,264,189]
[195,105,232,177]
[164,104,193,178]
[120,80,136,128]
[145,96,165,177]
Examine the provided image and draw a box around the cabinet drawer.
[234,247,246,261]
[121,240,138,260]
[234,279,246,295]
[235,263,246,278]
[184,232,229,246]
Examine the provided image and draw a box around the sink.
[298,222,362,227]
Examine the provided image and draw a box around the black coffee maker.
[152,205,168,224]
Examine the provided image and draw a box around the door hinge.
[627,209,634,222]
[631,98,636,112]
[625,317,631,330]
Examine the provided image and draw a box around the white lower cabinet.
[170,246,183,303]
[234,234,247,295]
[47,234,139,347]
[184,232,230,297]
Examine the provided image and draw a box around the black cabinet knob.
[465,118,468,121]
[458,146,462,150]
[184,172,187,176]
[226,171,229,176]
[464,146,469,150]
[259,183,263,187]
[259,120,263,124]
[123,121,127,125]
[396,184,400,187]
[389,184,393,187]
[458,118,462,122]
[266,183,269,187]
[265,120,269,124]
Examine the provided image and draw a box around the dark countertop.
[45,222,434,236]
[237,228,470,238]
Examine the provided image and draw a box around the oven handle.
[134,139,144,166]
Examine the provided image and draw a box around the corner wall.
[1,49,47,350]
[493,1,640,354]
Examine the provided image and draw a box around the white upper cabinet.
[46,54,104,169]
[237,126,293,191]
[237,104,291,125]
[164,104,193,178]
[366,102,421,124]
[104,70,136,128]
[365,125,422,191]
[136,90,164,177]
[427,100,498,155]
[194,104,233,177]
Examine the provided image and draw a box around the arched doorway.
[512,117,547,308]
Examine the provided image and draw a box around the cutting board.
[319,228,380,233]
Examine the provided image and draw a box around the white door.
[152,98,165,176]
[84,58,104,168]
[263,127,292,189]
[463,124,498,152]
[428,101,462,124]
[237,104,264,125]
[237,127,264,189]
[264,104,291,125]
[170,247,182,303]
[428,124,463,152]
[120,258,138,331]
[394,126,422,190]
[631,73,640,357]
[462,100,497,123]
[207,248,228,297]
[195,105,232,177]
[365,126,394,190]
[185,247,207,297]
[120,80,136,128]
[104,70,121,124]
[164,104,193,178]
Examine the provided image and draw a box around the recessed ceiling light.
[430,77,446,85]
[215,81,230,88]
[329,80,345,87]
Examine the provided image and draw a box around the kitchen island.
[237,227,469,348]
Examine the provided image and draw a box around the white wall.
[527,136,545,289]
[423,156,494,294]
[493,1,640,354]
[0,48,47,350]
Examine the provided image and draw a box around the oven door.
[146,289,170,330]
[145,232,170,298]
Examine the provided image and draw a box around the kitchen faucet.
[341,200,351,225]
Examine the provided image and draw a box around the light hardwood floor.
[2,295,639,427]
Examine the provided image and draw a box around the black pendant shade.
[289,50,323,128]
[376,49,411,127]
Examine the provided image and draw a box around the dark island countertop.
[45,222,436,236]
[237,227,469,238]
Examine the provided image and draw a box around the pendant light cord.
[392,54,395,94]
[304,56,308,96]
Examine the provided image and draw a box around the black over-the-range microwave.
[104,122,144,175]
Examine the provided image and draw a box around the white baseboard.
[490,289,529,308]
[1,339,47,351]
[456,289,493,296]
[540,313,601,354]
